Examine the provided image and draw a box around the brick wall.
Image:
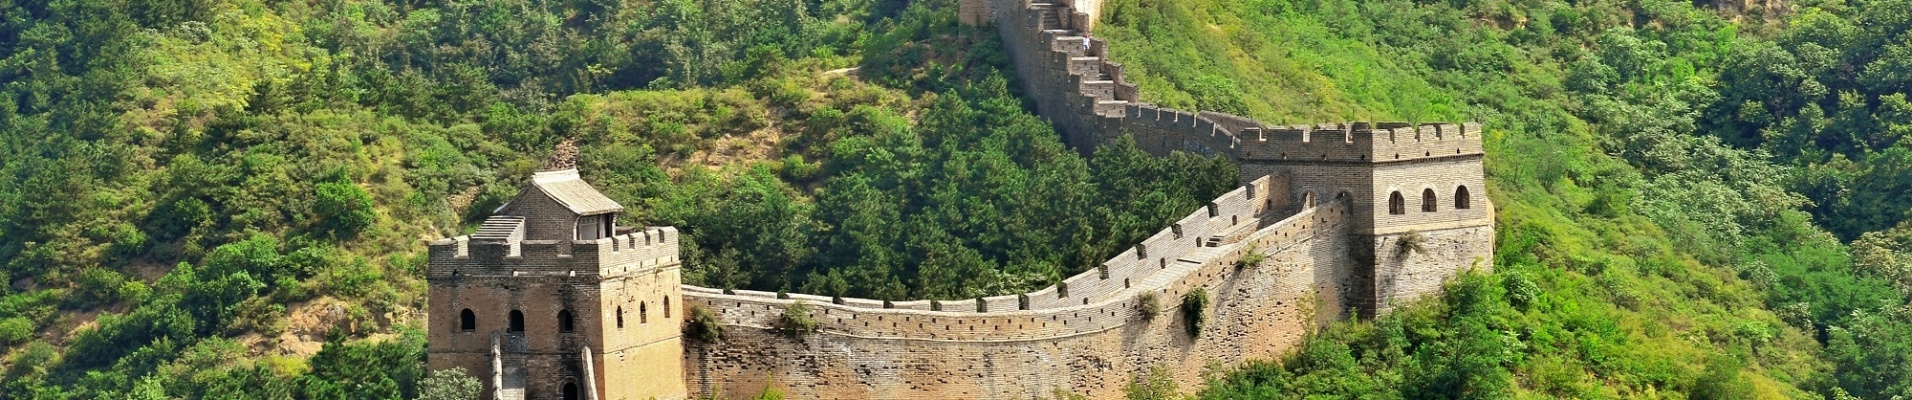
[429,227,689,400]
[432,0,1497,396]
[683,198,1355,399]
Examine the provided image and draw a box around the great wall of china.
[424,1,1495,398]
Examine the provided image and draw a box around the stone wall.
[683,195,1353,399]
[428,227,689,400]
[430,0,1495,397]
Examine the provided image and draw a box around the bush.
[417,367,481,400]
[1183,288,1209,337]
[687,305,725,343]
[0,317,33,346]
[1398,231,1428,255]
[1236,246,1266,269]
[1125,365,1180,400]
[779,302,818,335]
[314,177,376,238]
[1138,292,1161,321]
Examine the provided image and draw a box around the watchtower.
[1236,122,1495,316]
[427,169,687,400]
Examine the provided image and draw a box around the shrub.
[1503,271,1540,311]
[417,367,482,400]
[1183,288,1209,337]
[1124,365,1180,400]
[314,177,376,238]
[0,317,33,346]
[779,301,818,335]
[687,305,725,343]
[1236,246,1266,269]
[1138,292,1160,321]
[1398,231,1428,254]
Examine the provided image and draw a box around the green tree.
[416,367,482,400]
[314,177,377,238]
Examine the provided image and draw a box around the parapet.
[1237,122,1482,163]
[427,226,681,279]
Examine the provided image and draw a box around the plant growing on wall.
[687,305,725,343]
[778,301,818,335]
[1138,292,1161,321]
[1183,288,1209,337]
[1235,245,1266,269]
[1398,231,1428,255]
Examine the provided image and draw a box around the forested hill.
[3,0,1912,399]
[0,0,1235,397]
[1092,0,1912,398]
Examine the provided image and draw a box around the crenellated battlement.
[1237,122,1484,163]
[427,226,681,279]
[680,175,1340,342]
[430,1,1497,398]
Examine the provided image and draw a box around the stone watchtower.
[1236,122,1495,317]
[428,169,688,400]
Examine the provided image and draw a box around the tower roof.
[503,169,624,216]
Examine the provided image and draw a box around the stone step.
[1052,35,1088,56]
[1068,56,1103,76]
[1080,80,1115,100]
[473,216,525,240]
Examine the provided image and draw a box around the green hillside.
[1093,0,1912,398]
[0,0,1231,397]
[3,0,1911,398]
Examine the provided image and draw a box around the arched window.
[459,309,476,332]
[1422,189,1438,212]
[664,297,672,319]
[508,310,525,333]
[1388,191,1406,215]
[615,306,624,329]
[640,302,648,324]
[558,310,574,333]
[1455,186,1472,209]
[562,381,580,400]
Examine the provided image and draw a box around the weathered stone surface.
[428,1,1494,398]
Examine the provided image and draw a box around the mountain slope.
[1092,0,1912,398]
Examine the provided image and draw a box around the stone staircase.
[1028,2,1137,118]
[473,216,525,240]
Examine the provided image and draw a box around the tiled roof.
[524,169,623,215]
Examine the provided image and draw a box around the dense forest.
[4,0,1912,398]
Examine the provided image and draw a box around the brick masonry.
[426,1,1493,398]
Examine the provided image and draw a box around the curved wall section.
[683,197,1356,399]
